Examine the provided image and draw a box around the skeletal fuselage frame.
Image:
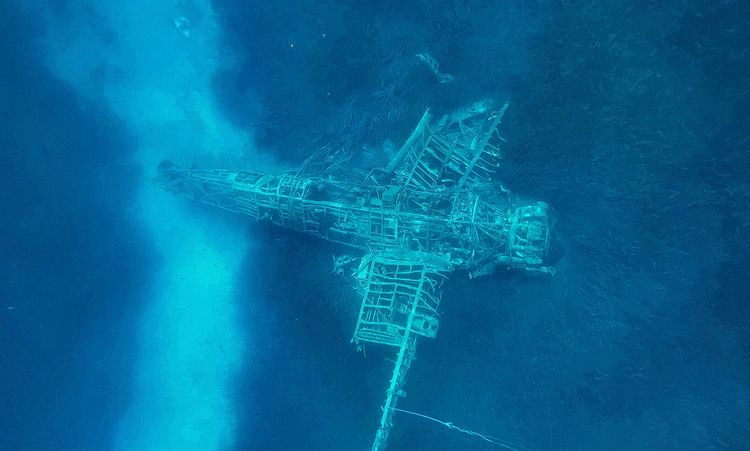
[157,101,554,450]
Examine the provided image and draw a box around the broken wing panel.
[385,101,509,192]
[351,251,451,347]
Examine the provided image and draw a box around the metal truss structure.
[157,100,555,450]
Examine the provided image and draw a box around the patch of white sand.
[40,1,256,449]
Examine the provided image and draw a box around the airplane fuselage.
[157,163,553,278]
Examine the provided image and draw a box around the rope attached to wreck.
[385,406,528,451]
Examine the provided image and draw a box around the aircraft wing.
[382,101,509,192]
[351,250,451,347]
[348,250,451,450]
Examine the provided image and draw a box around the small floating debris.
[174,16,191,38]
[416,52,454,84]
[439,98,494,126]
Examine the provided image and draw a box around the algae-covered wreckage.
[157,100,556,450]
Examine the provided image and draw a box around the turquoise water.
[1,1,748,450]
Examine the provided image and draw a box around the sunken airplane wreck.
[157,100,556,450]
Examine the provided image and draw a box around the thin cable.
[386,406,527,451]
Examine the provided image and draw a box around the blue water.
[1,1,748,450]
